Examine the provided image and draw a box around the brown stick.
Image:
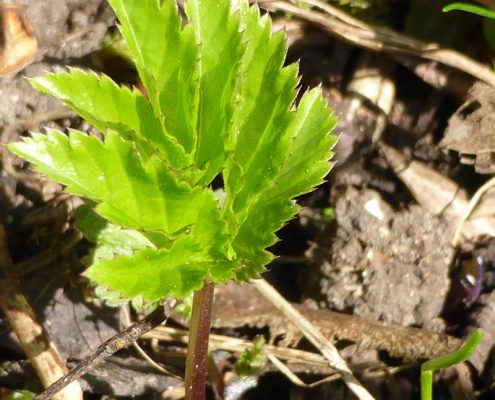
[185,280,215,400]
[34,304,169,400]
[0,226,83,400]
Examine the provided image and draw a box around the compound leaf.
[10,0,337,301]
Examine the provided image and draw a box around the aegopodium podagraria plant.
[9,0,337,398]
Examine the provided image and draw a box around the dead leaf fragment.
[0,4,38,77]
[441,82,495,174]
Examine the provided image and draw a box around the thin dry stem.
[121,304,180,378]
[260,0,495,87]
[452,176,495,247]
[253,278,375,400]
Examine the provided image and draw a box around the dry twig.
[34,304,170,400]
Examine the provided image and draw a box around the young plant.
[421,329,483,400]
[9,0,337,397]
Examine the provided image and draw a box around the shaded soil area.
[1,0,495,399]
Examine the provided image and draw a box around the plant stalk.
[185,279,215,400]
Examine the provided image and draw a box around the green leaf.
[10,0,338,301]
[31,69,191,169]
[220,4,337,277]
[75,204,160,264]
[225,3,299,218]
[108,0,199,155]
[230,89,337,277]
[9,129,222,238]
[85,236,219,300]
[185,0,245,184]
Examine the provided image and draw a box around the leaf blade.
[31,69,190,169]
[230,89,337,277]
[108,0,199,154]
[9,130,222,237]
[84,237,208,300]
[185,0,245,184]
[225,4,299,218]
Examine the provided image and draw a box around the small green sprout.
[235,336,267,377]
[322,207,336,222]
[421,329,483,400]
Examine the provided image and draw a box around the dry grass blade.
[145,325,329,365]
[265,351,343,388]
[253,279,375,400]
[259,0,495,87]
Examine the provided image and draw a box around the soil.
[303,186,453,330]
[1,0,495,399]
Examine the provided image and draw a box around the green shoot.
[443,2,495,18]
[420,329,483,400]
[8,0,337,397]
[235,337,267,377]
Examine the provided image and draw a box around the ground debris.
[212,283,462,362]
[441,82,495,174]
[469,291,495,373]
[303,186,453,330]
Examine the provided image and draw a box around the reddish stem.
[185,279,215,400]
